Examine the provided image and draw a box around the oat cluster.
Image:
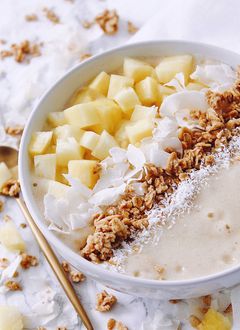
[0,40,41,63]
[43,8,60,24]
[107,319,128,330]
[96,290,117,312]
[1,179,20,197]
[95,10,119,35]
[61,260,85,283]
[82,73,240,263]
[20,253,39,269]
[5,125,24,136]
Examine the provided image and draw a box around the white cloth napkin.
[131,0,240,53]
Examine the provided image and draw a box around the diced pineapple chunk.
[0,162,12,190]
[0,305,23,330]
[123,57,154,82]
[68,160,99,188]
[80,131,100,151]
[92,130,118,160]
[0,222,25,252]
[29,131,53,156]
[34,154,56,180]
[158,85,175,97]
[94,98,122,133]
[71,87,104,105]
[56,138,84,167]
[186,82,205,91]
[135,77,160,106]
[114,87,140,117]
[47,112,67,127]
[155,55,193,84]
[53,125,84,143]
[198,309,231,330]
[55,167,69,185]
[48,180,69,198]
[130,105,157,121]
[64,103,101,129]
[107,74,134,99]
[89,71,110,96]
[126,119,153,144]
[114,120,131,148]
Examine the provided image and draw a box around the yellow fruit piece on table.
[94,98,122,133]
[47,112,67,127]
[198,309,231,330]
[123,57,154,83]
[92,130,118,160]
[53,125,84,143]
[158,85,175,97]
[130,105,157,121]
[56,138,84,167]
[34,154,56,180]
[114,87,140,117]
[10,165,18,180]
[29,131,53,156]
[135,77,160,106]
[68,159,99,189]
[70,87,104,105]
[48,180,69,198]
[64,103,101,129]
[107,74,134,99]
[80,131,100,151]
[0,222,25,252]
[155,55,193,84]
[126,119,153,144]
[0,305,23,330]
[114,120,131,148]
[0,162,12,190]
[186,81,205,91]
[89,71,110,96]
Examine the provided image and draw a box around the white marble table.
[0,1,239,329]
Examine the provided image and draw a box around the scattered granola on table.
[96,290,117,312]
[70,270,85,283]
[127,21,138,34]
[0,40,41,63]
[20,253,39,269]
[80,53,92,61]
[5,280,22,291]
[5,125,24,136]
[1,179,20,197]
[43,7,60,24]
[25,14,38,22]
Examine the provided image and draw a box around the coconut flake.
[89,183,126,206]
[191,63,236,90]
[160,91,208,118]
[153,117,179,139]
[109,147,127,163]
[165,72,185,91]
[126,144,146,169]
[0,255,21,285]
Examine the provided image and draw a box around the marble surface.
[0,1,240,329]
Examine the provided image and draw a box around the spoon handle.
[16,198,93,330]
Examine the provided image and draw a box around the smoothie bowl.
[19,41,240,299]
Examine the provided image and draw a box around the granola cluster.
[96,290,117,312]
[82,73,240,263]
[95,10,119,35]
[0,40,41,63]
[1,179,20,197]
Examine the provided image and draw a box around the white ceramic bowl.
[19,40,240,299]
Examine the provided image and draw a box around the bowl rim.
[19,39,240,288]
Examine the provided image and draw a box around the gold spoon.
[0,145,94,330]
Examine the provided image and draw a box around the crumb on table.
[96,290,117,312]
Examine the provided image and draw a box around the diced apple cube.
[64,103,101,129]
[56,138,84,167]
[114,120,131,148]
[0,162,12,190]
[34,154,56,180]
[94,98,122,133]
[107,74,134,99]
[71,87,104,105]
[80,131,100,151]
[155,55,193,84]
[0,305,23,330]
[158,85,175,97]
[130,105,157,121]
[68,160,99,188]
[92,130,118,160]
[126,119,153,144]
[48,180,69,198]
[29,131,53,156]
[135,77,160,106]
[47,112,67,127]
[123,57,154,82]
[0,222,25,252]
[114,87,140,117]
[53,125,84,143]
[89,71,110,96]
